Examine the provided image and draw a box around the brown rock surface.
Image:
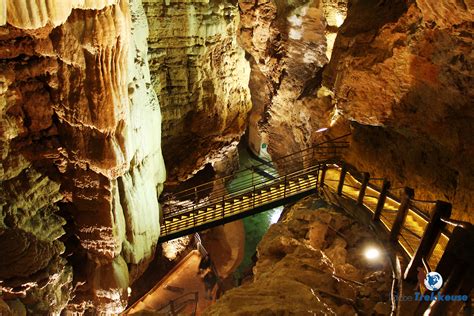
[239,0,349,157]
[201,221,245,278]
[324,0,473,221]
[143,0,252,180]
[0,0,165,313]
[203,197,393,315]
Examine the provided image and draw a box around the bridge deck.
[159,166,321,242]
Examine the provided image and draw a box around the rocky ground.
[204,196,394,315]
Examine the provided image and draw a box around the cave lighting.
[364,246,381,261]
[329,107,341,126]
[289,28,302,40]
[316,127,328,133]
[288,14,303,27]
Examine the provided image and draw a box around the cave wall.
[143,0,252,181]
[238,0,472,222]
[0,0,165,314]
[238,0,349,157]
[324,0,473,221]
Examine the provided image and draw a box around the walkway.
[131,137,473,315]
[125,250,208,315]
[159,135,350,242]
[323,165,449,268]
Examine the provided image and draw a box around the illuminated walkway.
[324,167,449,268]
[130,135,474,315]
[159,135,350,242]
[132,136,472,315]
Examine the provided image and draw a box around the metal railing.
[158,135,350,241]
[155,292,198,316]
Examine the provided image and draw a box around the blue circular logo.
[424,272,443,291]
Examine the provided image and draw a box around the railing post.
[357,172,370,206]
[252,185,256,208]
[320,164,327,188]
[315,166,319,188]
[372,179,391,221]
[284,175,287,198]
[389,187,415,242]
[251,166,254,187]
[170,299,175,315]
[337,164,347,196]
[222,195,225,218]
[404,201,452,281]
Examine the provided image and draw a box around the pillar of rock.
[0,0,165,313]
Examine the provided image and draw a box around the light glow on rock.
[364,246,381,260]
[335,12,345,27]
[162,236,191,260]
[289,28,302,40]
[288,14,303,27]
[269,206,284,224]
[303,50,318,64]
[330,107,342,127]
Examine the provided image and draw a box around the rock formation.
[0,0,165,313]
[239,0,473,221]
[324,0,473,221]
[1,0,472,313]
[238,0,349,157]
[143,0,252,181]
[204,197,393,315]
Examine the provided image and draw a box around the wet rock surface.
[238,0,349,157]
[204,197,393,315]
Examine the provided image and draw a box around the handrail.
[161,136,351,219]
[440,217,472,229]
[156,291,199,316]
[330,162,435,226]
[166,150,342,202]
[162,135,350,202]
[160,164,323,240]
[164,165,320,225]
[163,164,322,220]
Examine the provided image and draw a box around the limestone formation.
[239,0,473,221]
[0,0,165,313]
[239,0,349,157]
[143,0,252,181]
[324,0,473,221]
[204,198,393,315]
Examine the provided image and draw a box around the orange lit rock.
[238,0,349,158]
[325,0,473,221]
[203,198,392,315]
